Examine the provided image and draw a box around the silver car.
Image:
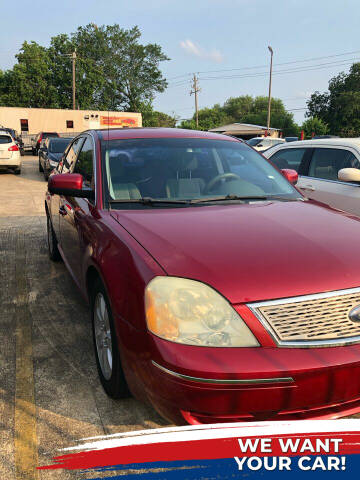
[263,138,360,216]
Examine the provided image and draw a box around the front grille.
[249,287,360,347]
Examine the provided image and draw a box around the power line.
[166,57,359,91]
[166,48,360,81]
[198,58,360,82]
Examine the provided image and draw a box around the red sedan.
[46,128,360,424]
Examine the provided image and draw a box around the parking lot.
[0,156,168,479]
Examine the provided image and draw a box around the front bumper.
[142,335,360,424]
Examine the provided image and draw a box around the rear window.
[49,138,72,153]
[43,132,58,138]
[0,135,12,144]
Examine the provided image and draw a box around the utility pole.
[190,74,201,128]
[72,50,77,110]
[267,46,273,136]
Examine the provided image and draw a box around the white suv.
[0,130,21,174]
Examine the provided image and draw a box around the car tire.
[39,159,43,172]
[46,214,61,261]
[14,168,21,175]
[32,148,36,155]
[90,278,131,399]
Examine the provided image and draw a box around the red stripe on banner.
[39,432,360,471]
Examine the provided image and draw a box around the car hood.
[110,201,360,304]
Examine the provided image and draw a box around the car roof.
[275,138,360,148]
[0,130,12,136]
[49,137,73,141]
[93,127,239,142]
[264,137,360,156]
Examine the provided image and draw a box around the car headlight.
[49,159,58,168]
[145,277,259,347]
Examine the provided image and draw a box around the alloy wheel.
[94,293,113,380]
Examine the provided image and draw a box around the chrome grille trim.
[248,287,360,348]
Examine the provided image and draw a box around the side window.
[270,148,308,172]
[309,148,360,181]
[62,137,84,173]
[73,137,94,188]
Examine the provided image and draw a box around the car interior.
[104,141,295,201]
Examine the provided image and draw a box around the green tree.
[0,24,169,112]
[180,104,231,131]
[222,95,253,119]
[0,41,58,108]
[180,96,299,136]
[50,24,169,111]
[301,117,328,138]
[139,102,177,127]
[306,63,360,136]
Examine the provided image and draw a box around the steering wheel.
[204,173,241,194]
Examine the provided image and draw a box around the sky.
[1,0,360,125]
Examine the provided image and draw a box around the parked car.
[246,137,285,152]
[39,137,73,180]
[0,127,24,155]
[32,132,59,155]
[263,138,360,217]
[0,129,21,174]
[46,128,360,424]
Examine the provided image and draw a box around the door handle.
[302,185,315,192]
[59,205,67,216]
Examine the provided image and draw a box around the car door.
[300,146,360,215]
[59,135,95,286]
[50,136,84,241]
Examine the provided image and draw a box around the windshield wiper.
[108,195,302,208]
[189,194,300,204]
[109,197,191,206]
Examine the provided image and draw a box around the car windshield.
[49,138,72,153]
[246,138,264,146]
[101,138,301,206]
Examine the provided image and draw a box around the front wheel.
[39,159,43,172]
[91,278,131,399]
[46,214,61,261]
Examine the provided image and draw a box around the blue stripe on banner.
[84,455,359,480]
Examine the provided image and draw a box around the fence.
[20,132,84,149]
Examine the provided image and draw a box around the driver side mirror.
[338,168,360,183]
[281,168,298,185]
[48,173,94,199]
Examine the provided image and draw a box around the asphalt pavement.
[0,156,168,480]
